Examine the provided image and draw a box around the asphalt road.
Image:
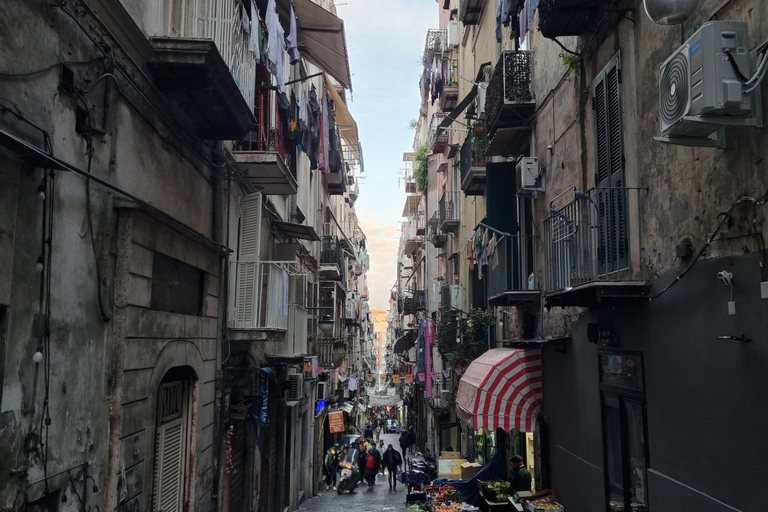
[299,434,408,512]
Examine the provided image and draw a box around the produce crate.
[478,480,511,503]
[405,492,427,503]
[402,472,424,484]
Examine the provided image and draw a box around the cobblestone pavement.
[298,434,409,512]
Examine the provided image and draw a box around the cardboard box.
[438,457,466,476]
[521,490,563,512]
[460,462,483,480]
[441,451,461,459]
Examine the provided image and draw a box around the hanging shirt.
[286,0,301,64]
[424,320,436,399]
[249,0,262,61]
[265,0,286,91]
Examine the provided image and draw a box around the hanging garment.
[286,0,300,64]
[424,320,436,399]
[249,0,261,61]
[496,0,516,42]
[307,85,321,169]
[265,0,286,90]
[416,318,426,377]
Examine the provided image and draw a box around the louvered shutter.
[154,418,184,512]
[235,193,262,327]
[593,52,628,273]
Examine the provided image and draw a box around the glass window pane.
[625,401,649,511]
[600,353,643,392]
[603,394,624,511]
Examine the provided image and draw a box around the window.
[151,252,204,316]
[592,52,628,273]
[153,372,192,512]
[600,351,649,512]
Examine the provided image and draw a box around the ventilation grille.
[660,46,690,132]
[287,374,303,401]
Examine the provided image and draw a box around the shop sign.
[328,411,345,433]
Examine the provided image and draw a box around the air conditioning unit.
[517,157,544,194]
[287,373,303,401]
[448,20,460,47]
[316,381,328,400]
[659,21,761,138]
[440,390,453,409]
[304,356,318,379]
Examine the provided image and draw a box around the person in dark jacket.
[510,455,532,492]
[382,444,403,491]
[399,432,409,457]
[363,446,380,489]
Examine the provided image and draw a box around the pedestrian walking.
[399,431,409,458]
[377,440,387,477]
[406,427,415,454]
[363,446,380,489]
[374,423,382,443]
[323,445,338,490]
[382,444,403,491]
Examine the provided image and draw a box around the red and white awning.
[455,348,542,432]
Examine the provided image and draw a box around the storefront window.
[603,395,624,510]
[626,401,648,510]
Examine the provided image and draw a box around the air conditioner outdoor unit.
[304,355,318,380]
[448,20,460,47]
[316,381,328,400]
[517,157,544,194]
[659,21,761,139]
[287,373,303,401]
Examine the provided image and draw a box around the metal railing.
[403,291,426,313]
[233,261,299,330]
[321,236,345,281]
[200,0,257,111]
[487,233,538,300]
[460,135,489,182]
[485,50,533,132]
[543,187,645,292]
[430,112,449,148]
[425,29,448,54]
[443,60,459,90]
[439,191,461,226]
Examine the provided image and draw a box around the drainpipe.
[103,211,133,512]
[212,142,227,512]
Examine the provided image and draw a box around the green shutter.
[593,52,628,273]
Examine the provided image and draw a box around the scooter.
[337,448,361,494]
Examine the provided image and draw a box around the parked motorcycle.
[337,447,361,494]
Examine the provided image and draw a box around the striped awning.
[455,348,542,432]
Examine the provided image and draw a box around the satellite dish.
[643,0,699,25]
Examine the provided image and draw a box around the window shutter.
[154,417,184,512]
[235,193,262,327]
[593,52,628,272]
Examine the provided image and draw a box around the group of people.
[323,436,405,492]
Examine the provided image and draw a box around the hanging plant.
[414,142,429,194]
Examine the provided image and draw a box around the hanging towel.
[249,0,261,61]
[265,0,286,91]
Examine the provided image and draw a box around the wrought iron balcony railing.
[460,134,489,195]
[543,187,649,306]
[485,51,535,147]
[403,291,427,314]
[439,191,461,233]
[425,29,448,54]
[486,232,539,307]
[429,112,449,150]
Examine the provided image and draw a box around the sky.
[335,0,436,311]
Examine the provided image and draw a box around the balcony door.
[593,52,628,274]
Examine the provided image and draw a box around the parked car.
[385,419,400,433]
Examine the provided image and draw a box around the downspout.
[103,211,133,512]
[212,142,228,512]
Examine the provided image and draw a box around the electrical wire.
[651,195,767,300]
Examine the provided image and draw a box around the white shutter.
[154,417,185,512]
[235,193,262,327]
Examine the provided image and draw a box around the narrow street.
[299,434,407,512]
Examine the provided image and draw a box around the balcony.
[148,38,256,139]
[263,305,309,357]
[459,0,486,25]
[485,51,536,157]
[487,233,541,307]
[325,127,348,195]
[230,262,299,342]
[439,191,461,233]
[320,236,345,281]
[543,187,650,307]
[460,134,488,196]
[441,60,460,112]
[318,339,347,369]
[403,291,427,314]
[425,29,448,55]
[538,0,617,39]
[429,113,449,152]
[429,213,447,248]
[403,219,425,255]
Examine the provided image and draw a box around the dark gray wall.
[542,253,768,512]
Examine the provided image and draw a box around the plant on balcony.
[438,308,495,364]
[471,131,489,164]
[562,54,581,72]
[414,142,429,194]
